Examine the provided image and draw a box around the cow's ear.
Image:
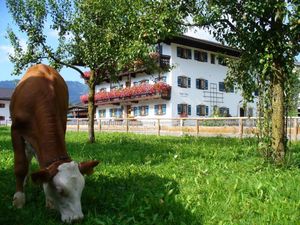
[79,160,99,175]
[31,169,52,184]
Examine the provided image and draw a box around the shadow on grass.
[82,173,202,225]
[0,167,201,225]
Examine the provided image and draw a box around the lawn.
[1,126,300,225]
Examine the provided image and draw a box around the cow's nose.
[62,214,84,224]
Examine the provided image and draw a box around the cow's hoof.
[13,192,25,208]
[46,198,56,210]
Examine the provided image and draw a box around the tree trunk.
[87,72,96,143]
[271,71,285,163]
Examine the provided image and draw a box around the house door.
[240,108,245,117]
[126,105,132,118]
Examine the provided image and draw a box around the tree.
[187,0,300,163]
[6,0,187,143]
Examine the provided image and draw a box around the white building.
[0,88,14,123]
[87,35,257,119]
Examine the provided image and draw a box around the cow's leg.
[11,128,28,208]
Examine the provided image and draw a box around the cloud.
[0,39,27,63]
[0,44,13,63]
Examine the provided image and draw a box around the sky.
[0,1,299,84]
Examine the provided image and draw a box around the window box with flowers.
[80,82,171,104]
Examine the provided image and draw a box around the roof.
[0,88,14,100]
[164,35,240,57]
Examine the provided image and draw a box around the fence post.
[126,118,129,133]
[157,119,161,136]
[239,118,243,139]
[76,118,80,132]
[97,119,101,131]
[196,119,199,136]
[294,118,298,141]
[180,119,184,136]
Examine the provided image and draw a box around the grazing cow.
[10,64,99,223]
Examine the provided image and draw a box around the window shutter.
[205,80,208,90]
[162,104,166,114]
[187,49,192,59]
[188,78,191,88]
[133,107,137,116]
[188,105,191,115]
[196,79,200,89]
[178,76,182,87]
[177,47,182,57]
[205,106,209,116]
[177,104,182,115]
[154,105,158,115]
[196,105,200,116]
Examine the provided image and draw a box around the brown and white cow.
[10,64,99,223]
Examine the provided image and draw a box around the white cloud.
[0,44,13,63]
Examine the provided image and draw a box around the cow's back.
[10,64,69,167]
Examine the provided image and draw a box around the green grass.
[1,126,300,224]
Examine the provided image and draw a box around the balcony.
[81,82,171,105]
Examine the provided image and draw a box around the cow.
[10,64,99,223]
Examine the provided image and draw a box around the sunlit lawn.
[1,126,300,224]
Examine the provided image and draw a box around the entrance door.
[240,108,245,117]
[126,105,132,118]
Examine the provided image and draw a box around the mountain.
[0,80,88,104]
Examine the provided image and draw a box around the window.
[156,44,163,54]
[133,80,149,86]
[177,104,191,116]
[177,47,192,59]
[111,83,123,90]
[194,50,208,62]
[211,54,216,64]
[99,88,107,92]
[133,106,149,116]
[154,104,166,115]
[247,108,254,117]
[154,76,167,83]
[178,76,191,88]
[0,103,5,108]
[0,116,4,121]
[98,109,106,118]
[219,82,234,92]
[219,107,230,117]
[219,82,225,92]
[196,105,209,116]
[140,79,149,84]
[196,79,208,90]
[109,108,123,118]
[218,56,227,66]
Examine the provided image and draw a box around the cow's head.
[31,160,99,223]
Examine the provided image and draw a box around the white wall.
[94,41,257,119]
[169,43,257,117]
[0,100,10,121]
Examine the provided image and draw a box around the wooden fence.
[65,117,300,140]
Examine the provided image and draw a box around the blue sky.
[0,1,84,83]
[0,2,299,84]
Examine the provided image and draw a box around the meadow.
[1,126,300,224]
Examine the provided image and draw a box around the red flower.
[80,82,171,104]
